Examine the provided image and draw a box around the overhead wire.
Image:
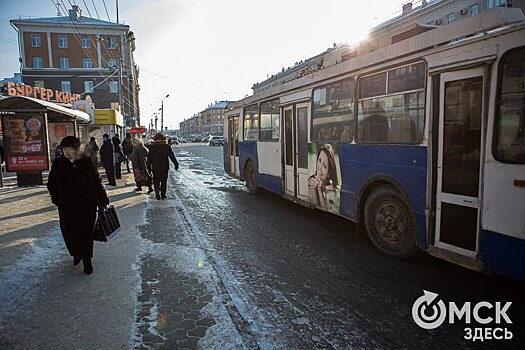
[81,0,93,19]
[55,0,105,75]
[55,0,117,75]
[90,0,100,19]
[101,0,111,22]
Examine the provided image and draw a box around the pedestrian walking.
[47,136,110,275]
[122,133,134,173]
[84,136,99,166]
[131,138,153,193]
[112,134,124,179]
[100,134,116,186]
[147,133,179,200]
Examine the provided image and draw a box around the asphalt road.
[170,143,525,350]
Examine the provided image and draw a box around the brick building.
[180,101,228,139]
[10,5,140,126]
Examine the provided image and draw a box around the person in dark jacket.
[84,136,99,166]
[47,136,110,274]
[122,133,134,173]
[131,138,153,193]
[100,134,116,186]
[147,133,179,200]
[112,135,123,179]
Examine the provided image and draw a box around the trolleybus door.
[284,107,295,196]
[435,67,484,259]
[283,104,309,201]
[228,116,240,176]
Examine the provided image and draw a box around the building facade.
[10,5,140,126]
[180,101,228,139]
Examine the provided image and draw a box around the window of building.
[83,58,92,69]
[494,46,525,163]
[313,78,355,143]
[470,4,479,16]
[243,104,259,141]
[109,81,118,93]
[260,99,280,141]
[58,35,68,48]
[486,0,508,9]
[447,13,455,24]
[108,59,117,68]
[84,81,94,93]
[60,57,69,69]
[31,34,41,47]
[106,36,116,49]
[33,56,43,69]
[357,62,426,144]
[81,36,90,48]
[61,81,71,93]
[34,81,44,88]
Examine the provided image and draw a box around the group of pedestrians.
[46,132,179,275]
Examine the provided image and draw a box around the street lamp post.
[160,94,169,132]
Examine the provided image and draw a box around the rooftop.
[11,16,128,28]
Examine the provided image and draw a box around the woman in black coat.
[47,136,110,274]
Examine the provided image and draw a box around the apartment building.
[10,5,140,126]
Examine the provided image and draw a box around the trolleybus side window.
[357,62,426,144]
[260,99,280,141]
[243,104,259,141]
[312,78,355,143]
[494,47,525,163]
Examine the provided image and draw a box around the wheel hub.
[375,202,407,243]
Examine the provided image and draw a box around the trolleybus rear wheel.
[245,161,258,195]
[364,184,418,260]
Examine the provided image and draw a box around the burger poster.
[1,114,49,172]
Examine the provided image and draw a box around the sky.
[0,0,409,129]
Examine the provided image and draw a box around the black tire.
[245,161,258,195]
[363,184,418,260]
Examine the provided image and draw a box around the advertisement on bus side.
[308,143,342,214]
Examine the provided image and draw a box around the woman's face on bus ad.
[316,150,329,180]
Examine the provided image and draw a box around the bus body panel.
[257,142,281,178]
[223,141,230,174]
[258,173,283,195]
[238,141,258,181]
[338,144,428,248]
[482,230,525,280]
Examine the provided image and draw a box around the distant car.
[209,136,224,146]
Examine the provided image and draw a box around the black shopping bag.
[93,205,121,242]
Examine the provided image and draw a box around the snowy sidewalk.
[0,169,145,349]
[0,166,248,349]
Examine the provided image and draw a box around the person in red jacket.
[146,133,179,200]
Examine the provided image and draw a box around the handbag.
[134,167,145,183]
[93,204,121,242]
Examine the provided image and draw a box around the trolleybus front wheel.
[245,161,258,195]
[364,184,418,260]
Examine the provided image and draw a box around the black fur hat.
[59,136,81,150]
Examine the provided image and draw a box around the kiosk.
[0,96,90,186]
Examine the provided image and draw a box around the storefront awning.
[0,96,90,123]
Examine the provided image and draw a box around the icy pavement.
[131,191,247,349]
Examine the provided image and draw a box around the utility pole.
[116,0,119,23]
[154,113,158,132]
[161,100,164,132]
[118,57,124,128]
[160,94,169,132]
